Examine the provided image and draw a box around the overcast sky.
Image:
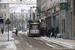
[9,0,36,12]
[9,0,36,7]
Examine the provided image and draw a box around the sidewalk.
[0,31,16,50]
[40,37,75,49]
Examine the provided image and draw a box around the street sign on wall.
[37,14,41,17]
[44,12,48,16]
[41,11,45,13]
[37,7,41,13]
[5,18,11,24]
[60,3,68,10]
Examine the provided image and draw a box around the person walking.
[46,28,49,37]
[41,27,44,36]
[44,27,47,36]
[15,29,18,36]
[47,28,51,38]
[51,27,55,37]
[40,27,42,36]
[1,28,4,34]
[54,28,57,38]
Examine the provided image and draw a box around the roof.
[0,0,9,3]
[28,20,40,23]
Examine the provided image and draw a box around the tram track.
[13,33,75,50]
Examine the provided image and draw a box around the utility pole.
[19,14,20,31]
[21,10,24,32]
[30,7,32,20]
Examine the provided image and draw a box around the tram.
[27,20,41,37]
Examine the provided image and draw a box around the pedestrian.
[1,28,4,34]
[41,27,44,36]
[44,27,47,36]
[47,28,51,38]
[46,28,49,37]
[54,28,57,38]
[15,29,18,36]
[51,27,55,37]
[40,27,42,36]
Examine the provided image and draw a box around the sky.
[0,0,36,12]
[9,0,36,12]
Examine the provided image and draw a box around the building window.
[4,4,6,8]
[4,12,6,16]
[2,5,3,9]
[2,13,3,17]
[20,0,22,1]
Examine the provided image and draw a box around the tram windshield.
[30,24,39,29]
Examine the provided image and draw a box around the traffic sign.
[5,18,11,41]
[57,3,60,7]
[37,15,41,17]
[37,7,41,13]
[44,12,48,16]
[41,11,45,13]
[5,18,11,24]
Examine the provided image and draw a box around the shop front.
[46,16,51,28]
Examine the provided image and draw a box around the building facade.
[0,0,9,33]
[67,0,75,40]
[37,0,75,40]
[37,0,41,19]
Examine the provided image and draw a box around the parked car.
[12,28,17,33]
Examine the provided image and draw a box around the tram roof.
[28,20,39,22]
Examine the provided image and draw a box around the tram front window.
[30,25,39,29]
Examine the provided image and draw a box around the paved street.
[13,33,75,50]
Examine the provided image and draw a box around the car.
[12,28,17,33]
